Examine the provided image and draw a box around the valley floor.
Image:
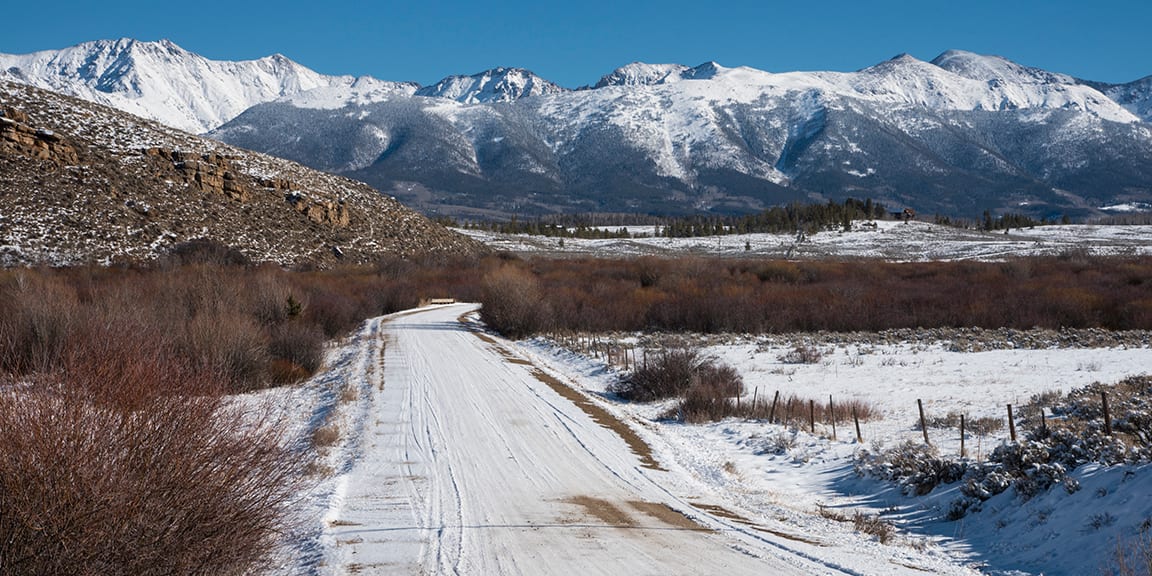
[457,220,1152,260]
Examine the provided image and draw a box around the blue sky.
[4,0,1150,86]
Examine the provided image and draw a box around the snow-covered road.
[317,304,872,575]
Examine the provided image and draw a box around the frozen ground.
[457,220,1152,260]
[266,304,1151,575]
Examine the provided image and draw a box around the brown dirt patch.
[628,501,710,532]
[566,496,635,528]
[529,368,664,471]
[690,502,824,546]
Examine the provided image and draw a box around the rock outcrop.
[1,107,78,164]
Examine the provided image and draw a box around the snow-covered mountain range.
[4,39,1151,218]
[0,38,415,133]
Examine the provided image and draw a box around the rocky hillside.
[0,81,485,267]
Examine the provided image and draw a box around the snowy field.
[517,332,1152,576]
[457,220,1152,260]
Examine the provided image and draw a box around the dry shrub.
[1110,525,1152,576]
[0,384,303,576]
[312,422,341,448]
[0,273,77,374]
[758,393,878,427]
[679,363,745,423]
[479,265,551,338]
[919,411,1004,436]
[779,345,824,364]
[853,511,896,544]
[465,256,1152,334]
[268,358,313,385]
[611,348,700,402]
[268,321,325,376]
[184,313,269,392]
[816,506,896,544]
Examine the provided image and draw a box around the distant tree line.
[934,211,1067,231]
[454,198,891,238]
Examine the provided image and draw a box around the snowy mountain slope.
[1102,76,1152,122]
[928,50,1134,122]
[0,39,396,133]
[414,67,568,103]
[213,51,1152,218]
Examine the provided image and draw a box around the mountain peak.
[593,62,690,88]
[415,67,566,103]
[0,38,370,133]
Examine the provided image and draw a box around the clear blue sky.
[4,0,1150,87]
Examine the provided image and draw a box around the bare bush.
[312,422,341,448]
[611,348,700,402]
[678,362,745,423]
[268,321,325,377]
[853,511,896,544]
[0,384,303,576]
[0,273,77,374]
[479,265,551,338]
[1110,525,1152,576]
[184,313,270,392]
[779,345,824,364]
[816,506,897,545]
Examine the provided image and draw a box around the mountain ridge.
[5,39,1152,219]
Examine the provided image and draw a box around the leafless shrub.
[612,348,700,402]
[312,422,341,448]
[339,384,358,404]
[1109,525,1152,576]
[919,411,1004,436]
[0,273,77,374]
[755,393,879,427]
[853,511,896,544]
[817,503,849,523]
[678,362,745,423]
[0,381,303,576]
[268,321,325,376]
[479,265,551,338]
[816,505,896,544]
[762,430,799,454]
[184,313,269,392]
[779,345,823,364]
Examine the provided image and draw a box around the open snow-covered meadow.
[458,220,1152,261]
[516,330,1152,576]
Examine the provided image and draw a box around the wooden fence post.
[1007,404,1017,442]
[808,400,816,434]
[853,407,863,443]
[960,414,966,458]
[917,399,930,445]
[1102,391,1113,436]
[828,395,837,441]
[770,390,780,423]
